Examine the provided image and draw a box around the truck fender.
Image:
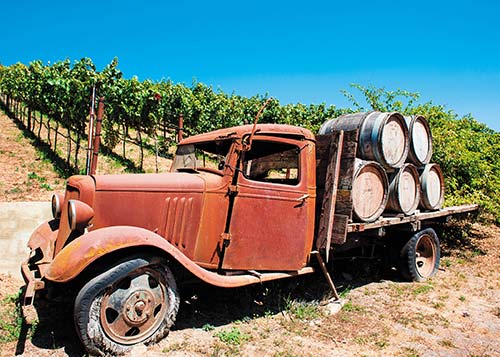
[45,225,297,288]
[45,226,198,283]
[27,219,59,264]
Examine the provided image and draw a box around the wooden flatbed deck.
[347,204,479,233]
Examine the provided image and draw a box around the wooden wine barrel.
[405,115,433,165]
[419,164,444,210]
[386,164,420,215]
[351,159,389,222]
[319,111,409,169]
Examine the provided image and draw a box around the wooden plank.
[331,214,349,244]
[316,132,343,255]
[315,134,336,188]
[347,204,479,233]
[325,132,344,260]
[335,129,358,220]
[335,130,358,220]
[334,189,353,219]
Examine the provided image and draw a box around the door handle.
[296,194,310,202]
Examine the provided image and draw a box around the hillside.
[0,111,65,201]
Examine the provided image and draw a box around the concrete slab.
[0,201,51,280]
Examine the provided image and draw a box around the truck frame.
[21,123,477,355]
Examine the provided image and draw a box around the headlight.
[51,193,64,220]
[68,199,94,231]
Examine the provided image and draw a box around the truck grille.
[163,197,194,249]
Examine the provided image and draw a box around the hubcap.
[123,290,154,325]
[100,267,168,345]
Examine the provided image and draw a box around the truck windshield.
[171,140,232,173]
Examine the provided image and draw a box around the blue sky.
[2,0,499,131]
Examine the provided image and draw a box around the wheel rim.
[100,267,168,345]
[415,234,436,278]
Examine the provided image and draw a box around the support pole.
[178,113,184,142]
[312,251,339,300]
[85,87,96,175]
[90,98,105,175]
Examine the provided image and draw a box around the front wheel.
[74,256,179,356]
[400,228,440,282]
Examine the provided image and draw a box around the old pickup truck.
[21,121,477,355]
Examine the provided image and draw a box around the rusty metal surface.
[222,136,316,270]
[45,226,314,287]
[92,172,228,265]
[100,266,168,344]
[26,219,58,264]
[85,86,96,175]
[93,173,205,192]
[54,175,95,256]
[180,124,315,146]
[21,219,59,304]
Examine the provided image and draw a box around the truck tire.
[400,228,440,282]
[74,256,179,356]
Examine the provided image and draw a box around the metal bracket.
[410,221,421,232]
[228,185,238,195]
[220,233,232,247]
[23,279,45,306]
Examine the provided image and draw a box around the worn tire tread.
[400,228,440,282]
[74,256,179,356]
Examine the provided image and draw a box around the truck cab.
[170,124,317,271]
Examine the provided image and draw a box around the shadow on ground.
[174,255,399,331]
[15,297,85,356]
[12,255,396,355]
[0,102,144,176]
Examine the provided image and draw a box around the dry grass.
[0,110,174,203]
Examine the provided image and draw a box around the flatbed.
[347,204,478,233]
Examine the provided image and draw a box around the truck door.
[222,138,314,271]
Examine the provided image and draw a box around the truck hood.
[94,172,207,193]
[90,172,228,251]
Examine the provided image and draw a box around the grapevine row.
[0,58,346,171]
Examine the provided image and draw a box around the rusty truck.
[21,117,477,355]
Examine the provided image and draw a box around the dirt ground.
[0,109,499,356]
[0,109,173,203]
[0,222,499,357]
[0,111,65,202]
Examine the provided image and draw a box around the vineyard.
[0,58,345,172]
[1,58,500,222]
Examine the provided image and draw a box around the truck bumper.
[21,219,59,305]
[21,258,47,305]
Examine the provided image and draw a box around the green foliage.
[214,327,250,345]
[202,323,215,331]
[342,83,420,113]
[284,296,321,320]
[412,284,433,296]
[1,61,498,221]
[0,290,37,343]
[0,58,343,145]
[342,300,365,312]
[419,108,500,222]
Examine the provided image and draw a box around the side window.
[242,141,300,185]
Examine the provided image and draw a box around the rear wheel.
[74,256,179,356]
[400,228,440,282]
